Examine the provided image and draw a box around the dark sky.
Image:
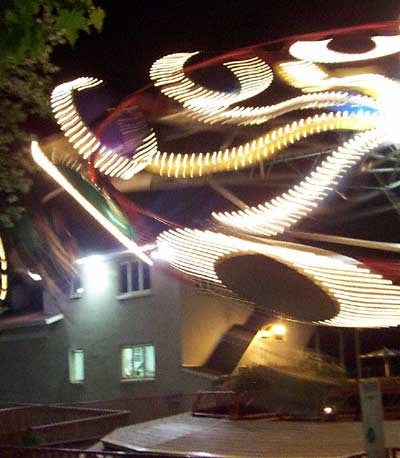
[54,1,400,88]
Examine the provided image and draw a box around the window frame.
[120,343,156,382]
[69,269,83,299]
[117,259,151,299]
[68,349,85,384]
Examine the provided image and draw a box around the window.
[69,273,83,299]
[118,260,151,297]
[121,344,155,381]
[69,349,85,383]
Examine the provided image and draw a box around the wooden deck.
[102,412,400,458]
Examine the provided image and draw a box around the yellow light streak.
[213,129,383,236]
[31,141,152,266]
[146,111,377,178]
[51,78,158,180]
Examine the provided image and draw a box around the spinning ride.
[32,21,400,327]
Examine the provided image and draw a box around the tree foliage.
[0,0,105,228]
[1,0,105,64]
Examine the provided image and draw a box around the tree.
[0,0,105,228]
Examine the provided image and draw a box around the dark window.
[118,260,151,295]
[119,263,128,293]
[130,261,140,291]
[143,264,151,290]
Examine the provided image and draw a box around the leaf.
[7,194,18,204]
[55,9,89,46]
[89,7,105,32]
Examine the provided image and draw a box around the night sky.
[53,1,400,88]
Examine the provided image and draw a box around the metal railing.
[0,405,130,446]
[0,445,197,458]
[63,393,197,425]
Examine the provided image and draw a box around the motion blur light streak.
[147,111,377,178]
[51,78,158,179]
[150,53,273,123]
[31,142,152,265]
[213,128,384,235]
[156,228,400,327]
[289,35,400,63]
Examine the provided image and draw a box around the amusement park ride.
[14,20,400,330]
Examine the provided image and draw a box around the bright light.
[258,324,286,339]
[323,406,333,415]
[377,90,400,144]
[27,271,42,281]
[271,324,287,336]
[150,250,163,260]
[76,287,84,294]
[258,329,271,339]
[80,255,109,293]
[76,254,103,266]
[152,244,174,262]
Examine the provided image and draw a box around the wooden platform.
[102,412,400,458]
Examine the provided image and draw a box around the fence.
[0,393,199,447]
[0,446,199,458]
[0,405,130,446]
[65,393,197,425]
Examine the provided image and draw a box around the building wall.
[237,319,314,369]
[0,251,316,407]
[180,284,253,367]
[0,254,210,404]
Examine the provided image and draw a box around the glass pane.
[142,264,151,290]
[69,350,84,383]
[70,275,82,297]
[119,264,128,293]
[145,345,155,378]
[130,262,140,291]
[121,347,133,379]
[133,346,145,378]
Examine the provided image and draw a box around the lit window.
[69,350,85,383]
[118,260,151,296]
[121,344,155,380]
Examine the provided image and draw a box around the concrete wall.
[0,254,210,404]
[237,319,314,369]
[180,284,253,367]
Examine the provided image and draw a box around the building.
[0,247,312,410]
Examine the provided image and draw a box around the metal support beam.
[207,179,249,210]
